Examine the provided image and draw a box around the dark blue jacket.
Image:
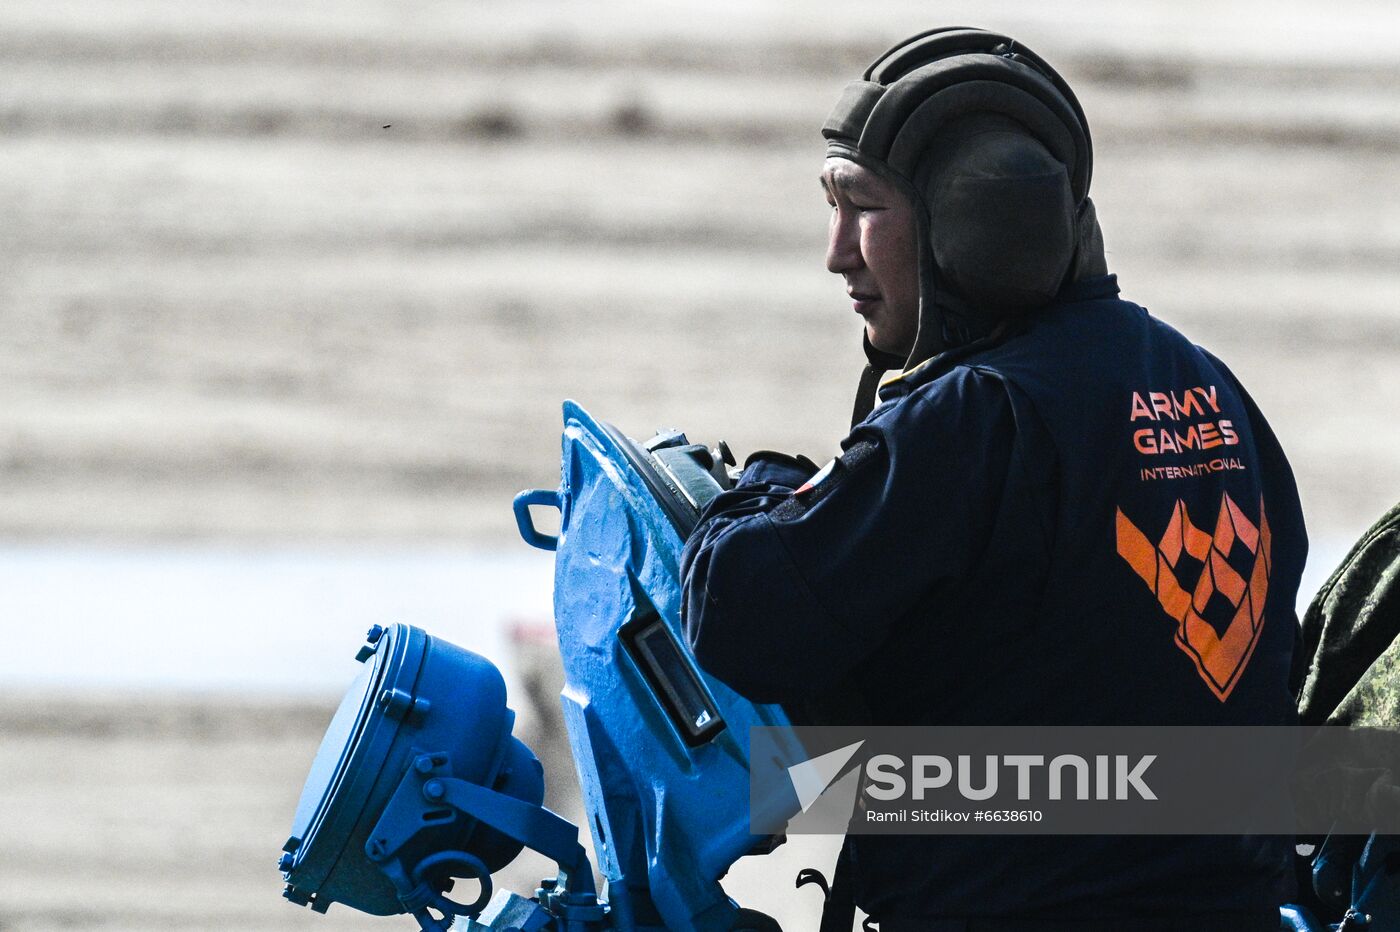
[680,276,1307,921]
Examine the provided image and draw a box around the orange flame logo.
[1115,494,1272,701]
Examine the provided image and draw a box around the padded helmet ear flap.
[922,117,1077,310]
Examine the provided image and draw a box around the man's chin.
[866,326,911,360]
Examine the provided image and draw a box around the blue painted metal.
[365,749,592,931]
[1277,904,1329,932]
[280,622,543,920]
[281,400,810,931]
[533,400,805,932]
[515,488,562,552]
[1351,834,1400,929]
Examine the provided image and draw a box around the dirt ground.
[2,1,1399,929]
[0,1,1396,547]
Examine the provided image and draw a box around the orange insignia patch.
[1115,494,1272,701]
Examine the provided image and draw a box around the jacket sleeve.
[680,368,1019,704]
[1200,349,1311,704]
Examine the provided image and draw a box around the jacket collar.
[874,274,1123,403]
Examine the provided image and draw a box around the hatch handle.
[513,489,561,552]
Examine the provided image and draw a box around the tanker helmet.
[824,27,1105,370]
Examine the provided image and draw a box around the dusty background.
[1,0,1398,929]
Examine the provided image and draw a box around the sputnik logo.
[1116,493,1272,702]
[788,740,866,812]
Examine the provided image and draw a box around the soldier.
[681,28,1307,931]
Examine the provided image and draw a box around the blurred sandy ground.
[0,0,1398,929]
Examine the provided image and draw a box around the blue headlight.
[279,623,544,920]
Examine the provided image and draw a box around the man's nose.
[825,210,862,274]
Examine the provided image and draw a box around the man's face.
[821,157,920,357]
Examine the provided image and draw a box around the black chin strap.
[850,364,887,428]
[851,334,906,427]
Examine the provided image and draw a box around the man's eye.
[852,203,881,211]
